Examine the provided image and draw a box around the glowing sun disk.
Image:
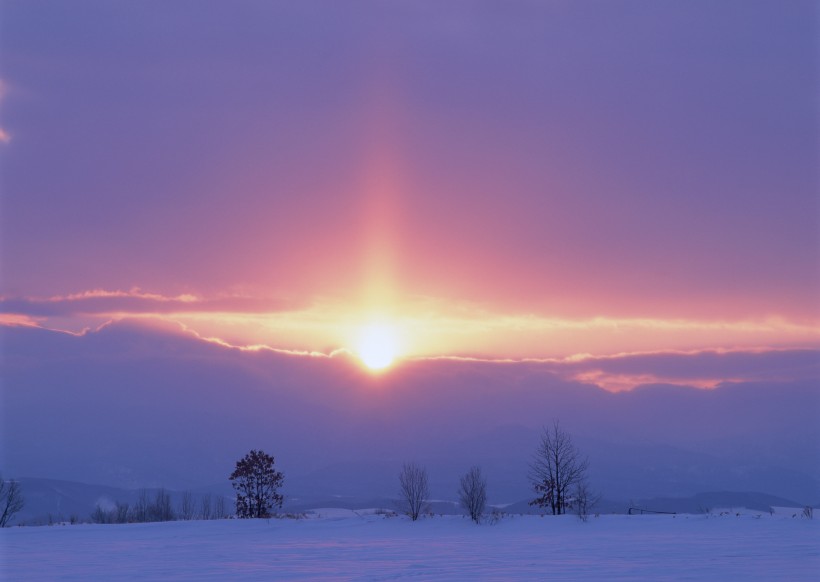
[357,323,398,370]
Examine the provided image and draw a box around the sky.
[1,0,818,362]
[1,1,819,507]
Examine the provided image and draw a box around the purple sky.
[1,0,818,359]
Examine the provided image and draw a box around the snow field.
[2,511,818,580]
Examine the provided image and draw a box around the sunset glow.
[1,6,819,573]
[0,2,817,369]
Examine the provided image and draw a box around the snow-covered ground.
[2,510,818,580]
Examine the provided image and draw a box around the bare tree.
[115,501,130,524]
[398,463,429,521]
[200,494,212,520]
[179,490,196,520]
[214,495,227,519]
[90,500,132,524]
[91,504,111,524]
[458,466,487,524]
[149,488,175,522]
[133,489,150,523]
[573,478,599,522]
[0,477,25,527]
[529,420,589,515]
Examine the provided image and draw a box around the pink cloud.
[547,347,820,391]
[0,313,40,327]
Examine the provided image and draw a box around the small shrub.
[486,508,503,525]
[273,512,307,520]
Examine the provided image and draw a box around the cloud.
[543,347,820,391]
[0,79,9,143]
[3,289,819,363]
[0,288,300,317]
[420,346,820,392]
[0,313,40,327]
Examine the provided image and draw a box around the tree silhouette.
[458,466,487,524]
[529,421,589,515]
[229,450,284,518]
[0,476,25,527]
[398,463,429,521]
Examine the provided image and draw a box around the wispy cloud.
[0,79,10,143]
[418,346,820,391]
[553,347,820,391]
[0,288,300,317]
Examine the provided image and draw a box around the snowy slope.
[2,512,818,580]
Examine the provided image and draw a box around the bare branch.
[0,477,26,527]
[0,477,25,527]
[398,463,430,521]
[528,420,590,515]
[179,490,196,520]
[200,494,212,520]
[458,466,487,523]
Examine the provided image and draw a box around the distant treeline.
[91,489,229,524]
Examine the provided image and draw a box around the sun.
[356,323,399,371]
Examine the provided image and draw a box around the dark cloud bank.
[2,321,818,505]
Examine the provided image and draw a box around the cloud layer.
[2,289,818,360]
[3,321,818,503]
